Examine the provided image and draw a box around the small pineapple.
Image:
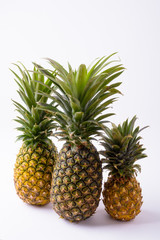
[11,63,57,205]
[101,116,148,221]
[35,53,124,221]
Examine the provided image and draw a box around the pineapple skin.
[50,143,102,222]
[14,142,57,205]
[103,176,143,221]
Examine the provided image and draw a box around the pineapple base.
[14,142,57,205]
[103,176,143,221]
[50,143,102,222]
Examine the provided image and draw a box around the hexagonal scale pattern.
[50,143,102,222]
[103,176,143,221]
[14,143,57,205]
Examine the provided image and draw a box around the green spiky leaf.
[100,116,148,178]
[34,53,124,145]
[11,63,56,146]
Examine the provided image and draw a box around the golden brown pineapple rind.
[103,176,142,221]
[101,116,147,221]
[50,143,102,222]
[14,143,57,205]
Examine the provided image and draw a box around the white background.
[0,0,160,239]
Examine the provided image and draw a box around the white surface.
[0,0,160,240]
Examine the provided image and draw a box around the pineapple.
[11,63,58,205]
[35,53,124,221]
[101,116,148,221]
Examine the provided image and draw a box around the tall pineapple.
[101,116,148,221]
[12,63,57,205]
[35,53,124,221]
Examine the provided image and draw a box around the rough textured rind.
[103,176,142,221]
[50,143,102,222]
[14,142,57,205]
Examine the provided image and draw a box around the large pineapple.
[35,53,124,221]
[12,63,57,205]
[101,116,148,221]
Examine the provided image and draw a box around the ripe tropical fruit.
[11,63,57,205]
[35,53,124,221]
[100,116,148,221]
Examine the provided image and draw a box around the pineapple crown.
[33,53,124,146]
[11,63,56,147]
[100,116,148,178]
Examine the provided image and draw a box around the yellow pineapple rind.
[102,176,143,221]
[14,142,57,206]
